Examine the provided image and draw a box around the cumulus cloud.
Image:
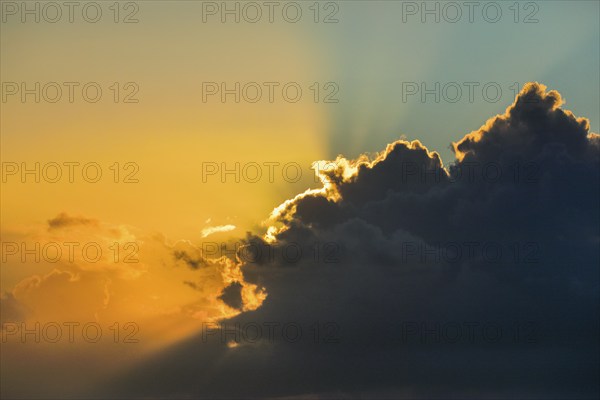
[89,83,600,398]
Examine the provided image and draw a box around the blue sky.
[309,0,600,162]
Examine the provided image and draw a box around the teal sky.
[308,0,600,162]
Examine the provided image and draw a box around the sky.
[1,1,599,399]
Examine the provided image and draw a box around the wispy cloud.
[201,224,236,238]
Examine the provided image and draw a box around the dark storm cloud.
[106,83,599,399]
[218,282,244,311]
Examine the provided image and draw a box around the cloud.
[77,83,600,398]
[173,249,207,270]
[47,212,99,230]
[201,224,236,238]
[0,292,29,325]
[1,218,265,335]
[217,282,244,311]
[1,216,268,398]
